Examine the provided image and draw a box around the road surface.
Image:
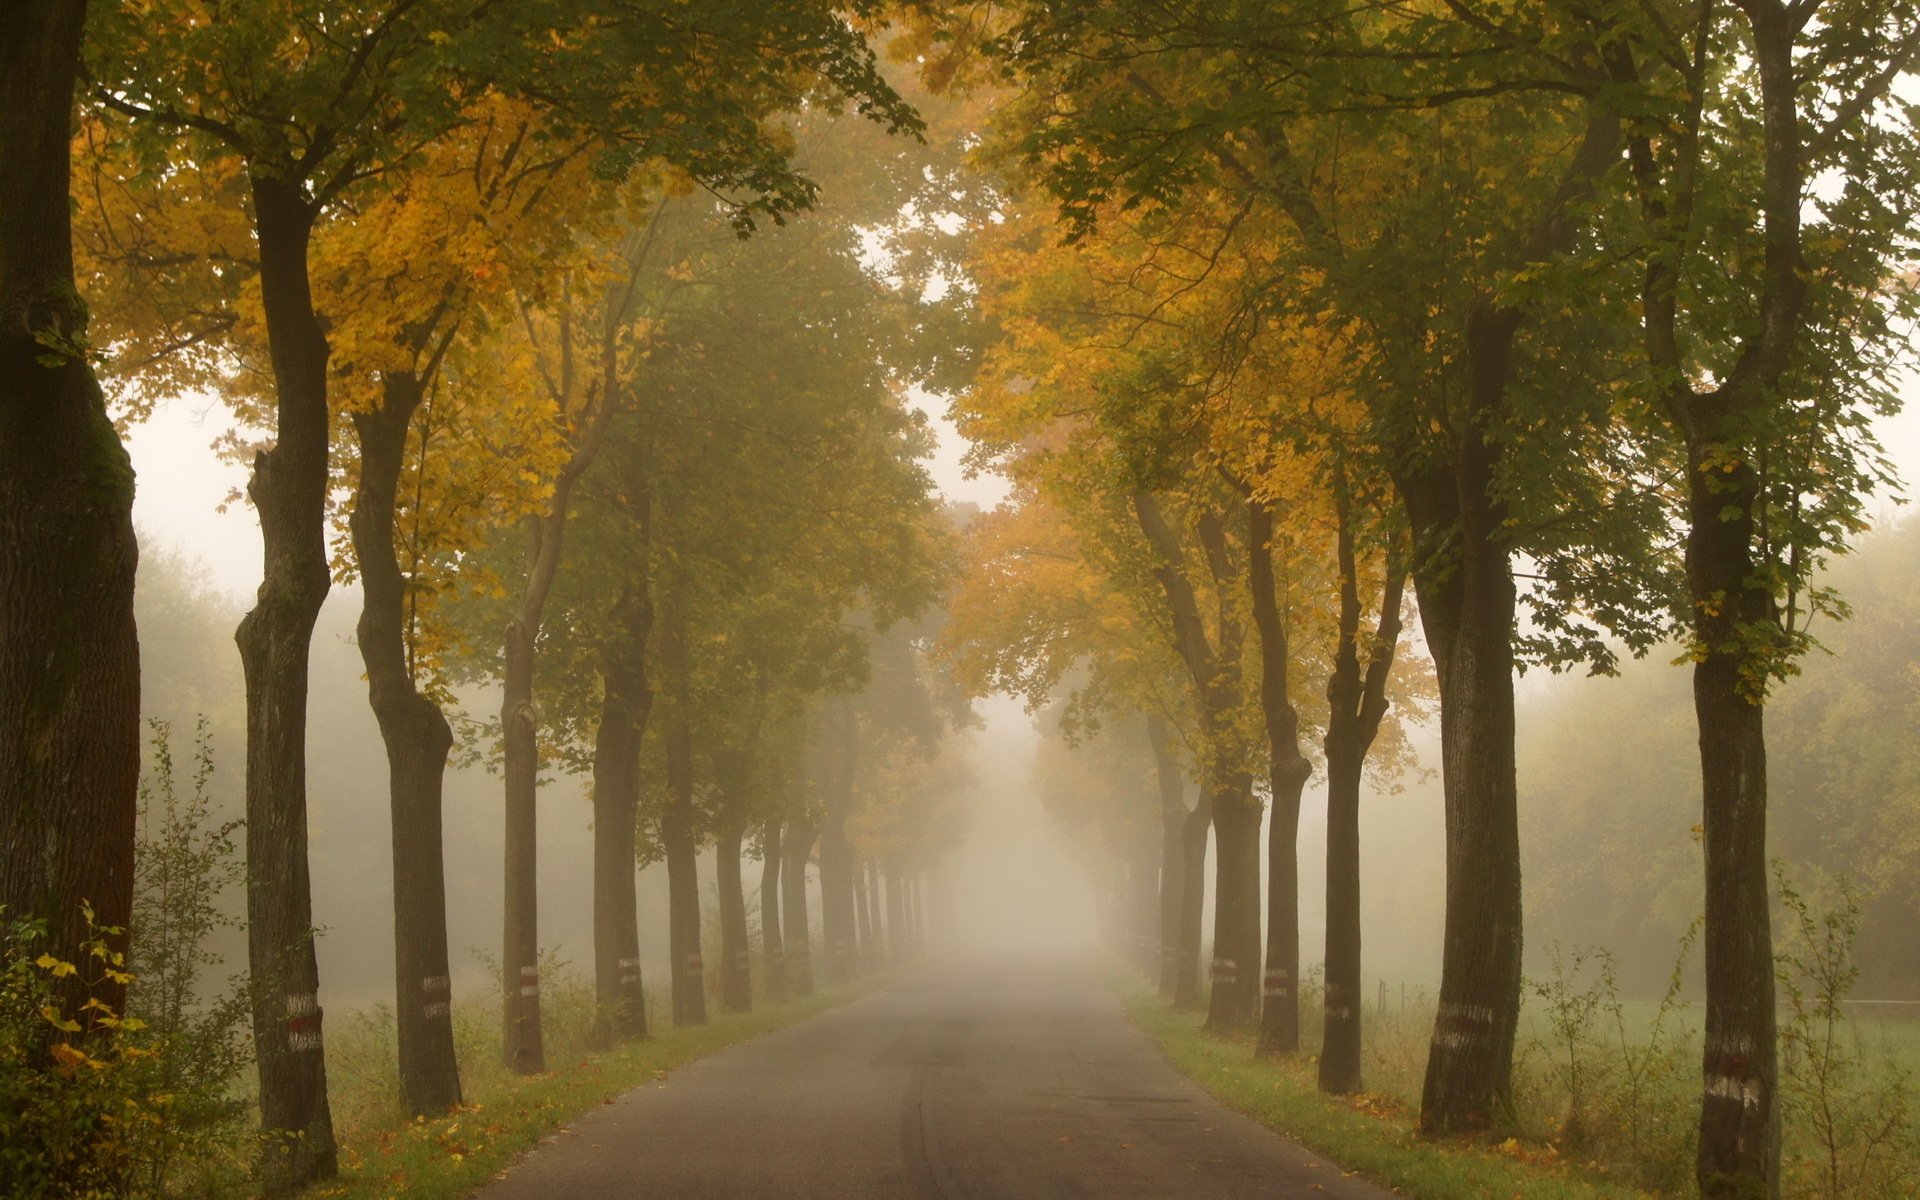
[475,956,1395,1199]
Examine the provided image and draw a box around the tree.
[943,1,1677,1130]
[1595,5,1920,1191]
[0,0,142,1091]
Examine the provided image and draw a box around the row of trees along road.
[922,3,1919,1197]
[1,2,984,1193]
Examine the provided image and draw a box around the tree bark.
[1685,422,1779,1198]
[865,860,886,967]
[1174,791,1211,1009]
[499,604,544,1072]
[349,376,462,1116]
[852,853,874,970]
[0,0,141,1061]
[1127,803,1161,974]
[781,825,816,995]
[817,701,860,984]
[1320,492,1406,1096]
[760,821,785,1003]
[663,717,707,1026]
[235,172,340,1191]
[1409,305,1525,1135]
[1146,717,1187,1001]
[499,276,623,1074]
[590,579,651,1045]
[1132,493,1260,1029]
[716,820,752,1013]
[1248,499,1313,1056]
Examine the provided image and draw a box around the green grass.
[1123,974,1920,1200]
[295,979,877,1200]
[1123,985,1660,1200]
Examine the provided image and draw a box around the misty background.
[127,378,1920,1014]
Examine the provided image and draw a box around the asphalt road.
[474,956,1396,1199]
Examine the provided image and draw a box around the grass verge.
[1121,983,1655,1200]
[299,981,878,1200]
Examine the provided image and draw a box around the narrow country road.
[474,956,1395,1199]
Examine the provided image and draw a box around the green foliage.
[0,914,146,1199]
[125,719,251,1197]
[0,720,262,1200]
[1776,868,1920,1200]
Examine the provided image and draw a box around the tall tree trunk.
[499,608,544,1072]
[1127,809,1161,974]
[0,0,140,1061]
[1685,430,1778,1197]
[716,820,752,1013]
[817,702,859,984]
[1206,777,1262,1030]
[590,580,651,1045]
[349,377,461,1116]
[781,825,816,995]
[1409,305,1525,1135]
[882,865,904,962]
[1146,717,1187,1001]
[663,718,706,1026]
[760,821,785,1003]
[1133,493,1260,1031]
[498,278,621,1074]
[1248,499,1312,1055]
[865,860,886,967]
[236,173,339,1192]
[1174,792,1210,1009]
[852,853,873,970]
[1319,496,1406,1096]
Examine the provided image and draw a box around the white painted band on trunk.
[1706,1074,1764,1108]
[423,1001,451,1020]
[519,965,538,980]
[288,1029,323,1054]
[518,985,538,997]
[284,991,319,1019]
[420,975,451,994]
[618,958,640,969]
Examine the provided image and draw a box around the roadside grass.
[294,975,878,1200]
[1124,988,1654,1200]
[1125,970,1920,1200]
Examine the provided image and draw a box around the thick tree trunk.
[1319,746,1367,1093]
[781,826,816,995]
[235,174,339,1191]
[500,611,544,1072]
[0,0,140,1055]
[1174,792,1210,1009]
[1685,438,1779,1198]
[1146,718,1187,1001]
[1320,504,1404,1096]
[716,821,752,1013]
[349,378,462,1116]
[663,719,706,1026]
[1249,499,1312,1055]
[760,822,786,1003]
[590,581,651,1044]
[1408,311,1525,1135]
[1206,778,1262,1031]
